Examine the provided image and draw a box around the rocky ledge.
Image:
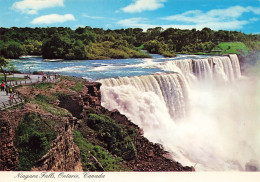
[0,76,194,172]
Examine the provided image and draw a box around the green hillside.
[213,42,249,55]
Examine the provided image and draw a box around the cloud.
[161,6,260,28]
[122,0,166,13]
[11,0,64,14]
[31,14,75,24]
[157,6,259,30]
[249,18,259,22]
[117,17,249,31]
[162,6,253,23]
[117,18,149,29]
[82,14,106,20]
[118,6,260,31]
[247,6,260,15]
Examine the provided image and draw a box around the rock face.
[0,79,193,171]
[108,110,193,171]
[0,109,29,171]
[58,82,102,119]
[0,116,18,171]
[59,94,84,118]
[32,117,82,171]
[0,107,83,171]
[59,82,193,171]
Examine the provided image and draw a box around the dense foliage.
[0,27,150,59]
[14,112,57,171]
[74,130,128,171]
[0,26,259,59]
[85,114,137,161]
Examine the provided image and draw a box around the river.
[10,54,260,171]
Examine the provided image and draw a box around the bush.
[108,49,129,59]
[74,130,128,171]
[85,114,137,161]
[14,112,57,170]
[161,51,176,57]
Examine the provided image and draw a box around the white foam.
[88,65,117,72]
[100,55,260,171]
[42,65,88,73]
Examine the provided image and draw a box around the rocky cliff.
[0,76,194,171]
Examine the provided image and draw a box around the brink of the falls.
[100,54,260,171]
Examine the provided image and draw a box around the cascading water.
[229,54,242,79]
[100,54,259,171]
[101,73,189,121]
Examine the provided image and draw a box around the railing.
[0,75,60,111]
[5,76,58,87]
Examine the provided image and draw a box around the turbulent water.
[12,54,259,171]
[100,54,260,171]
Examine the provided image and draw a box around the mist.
[100,55,260,171]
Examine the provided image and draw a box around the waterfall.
[99,54,259,171]
[229,54,242,78]
[101,73,189,120]
[156,55,241,83]
[192,58,213,81]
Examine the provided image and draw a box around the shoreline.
[0,75,194,172]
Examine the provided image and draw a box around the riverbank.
[0,75,194,172]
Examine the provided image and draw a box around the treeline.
[0,27,150,59]
[144,27,259,54]
[0,26,259,59]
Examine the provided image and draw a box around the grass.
[61,76,84,92]
[14,112,57,171]
[212,42,248,55]
[32,94,71,117]
[33,82,55,90]
[71,81,84,92]
[74,130,129,171]
[136,44,144,50]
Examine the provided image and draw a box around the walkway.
[0,73,58,110]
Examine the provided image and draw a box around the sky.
[0,0,259,34]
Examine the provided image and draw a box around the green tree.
[24,40,42,55]
[0,56,8,82]
[42,33,72,59]
[0,41,24,58]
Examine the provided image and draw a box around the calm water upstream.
[11,54,209,80]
